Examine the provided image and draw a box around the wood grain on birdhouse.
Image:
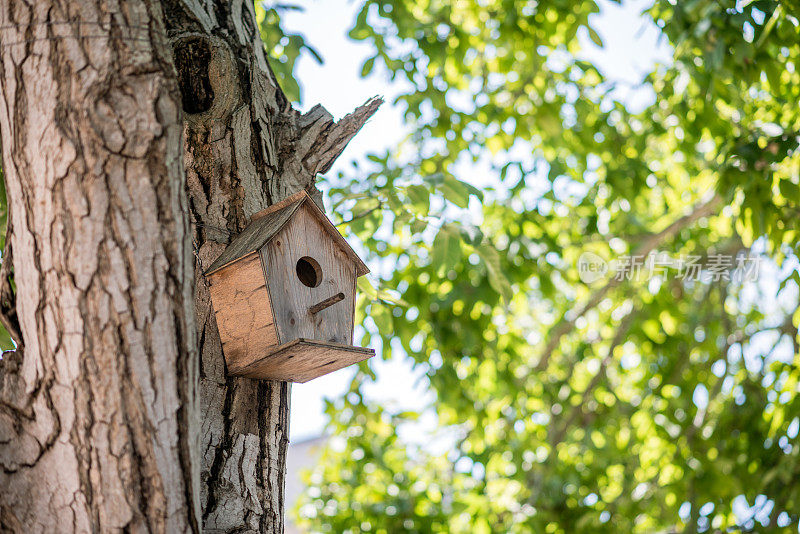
[207,252,279,370]
[261,200,356,346]
[232,339,375,383]
[204,190,374,382]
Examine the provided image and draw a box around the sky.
[281,0,672,442]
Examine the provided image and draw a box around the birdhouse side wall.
[207,252,279,371]
[261,203,356,346]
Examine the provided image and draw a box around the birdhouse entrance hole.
[296,256,322,287]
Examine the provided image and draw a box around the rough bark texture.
[0,0,378,532]
[166,2,378,530]
[0,1,200,532]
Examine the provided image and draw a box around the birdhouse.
[204,190,374,383]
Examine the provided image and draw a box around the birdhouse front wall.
[260,202,357,346]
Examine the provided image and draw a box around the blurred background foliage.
[255,0,800,532]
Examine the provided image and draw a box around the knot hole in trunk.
[170,34,240,126]
[173,36,214,114]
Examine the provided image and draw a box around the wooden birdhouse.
[204,190,374,383]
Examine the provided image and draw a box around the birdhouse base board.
[229,338,374,383]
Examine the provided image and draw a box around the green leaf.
[0,323,13,351]
[431,224,461,273]
[361,56,376,77]
[371,303,393,333]
[459,224,483,246]
[779,179,799,202]
[587,27,603,48]
[405,184,430,214]
[476,242,512,303]
[439,176,483,208]
[357,276,378,300]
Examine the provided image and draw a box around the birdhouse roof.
[205,190,370,277]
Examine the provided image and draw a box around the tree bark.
[0,1,200,531]
[0,0,378,532]
[168,3,378,529]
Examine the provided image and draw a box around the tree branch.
[271,96,383,206]
[536,193,723,371]
[335,200,383,226]
[300,96,383,176]
[548,309,637,446]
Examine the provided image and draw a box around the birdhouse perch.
[204,190,374,383]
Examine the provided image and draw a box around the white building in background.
[285,435,326,534]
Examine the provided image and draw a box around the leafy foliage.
[289,1,800,533]
[0,165,12,350]
[255,1,322,103]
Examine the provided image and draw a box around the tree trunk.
[0,0,377,532]
[0,1,200,531]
